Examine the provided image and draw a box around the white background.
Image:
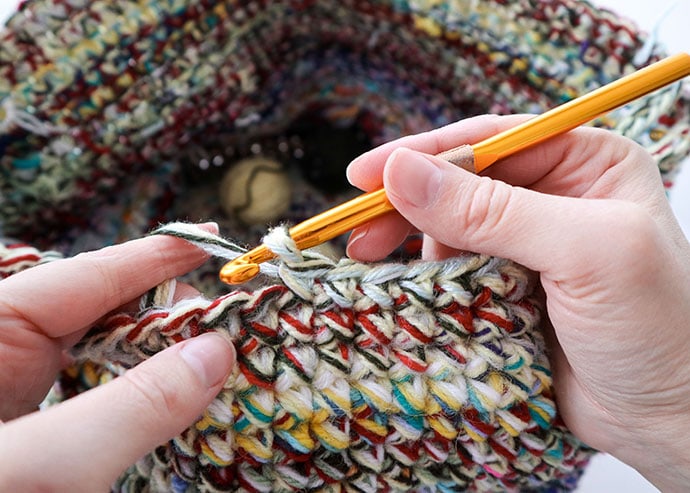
[1,1,688,491]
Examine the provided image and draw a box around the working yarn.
[2,0,690,260]
[67,223,593,492]
[1,0,690,491]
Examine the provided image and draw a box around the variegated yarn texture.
[2,0,690,491]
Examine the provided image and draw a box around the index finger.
[0,230,211,339]
[346,114,534,191]
[346,114,638,197]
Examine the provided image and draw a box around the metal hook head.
[219,261,261,285]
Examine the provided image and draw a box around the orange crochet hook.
[220,52,690,285]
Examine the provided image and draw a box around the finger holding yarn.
[2,0,690,491]
[66,225,592,492]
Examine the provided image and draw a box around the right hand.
[346,114,690,490]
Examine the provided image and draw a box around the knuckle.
[121,367,181,422]
[604,201,660,258]
[73,250,122,297]
[458,176,514,242]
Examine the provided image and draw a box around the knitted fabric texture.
[49,223,595,492]
[1,0,690,491]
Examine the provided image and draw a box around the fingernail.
[346,226,369,257]
[386,149,442,208]
[179,333,235,387]
[198,221,220,234]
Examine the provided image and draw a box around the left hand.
[0,227,236,490]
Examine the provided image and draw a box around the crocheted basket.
[2,0,689,491]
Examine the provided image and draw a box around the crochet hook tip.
[219,261,261,284]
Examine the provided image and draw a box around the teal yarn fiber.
[1,1,690,492]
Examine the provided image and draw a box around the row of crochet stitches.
[0,241,62,278]
[4,0,681,490]
[56,225,592,492]
[3,0,686,248]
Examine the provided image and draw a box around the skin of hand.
[0,224,236,491]
[346,114,690,491]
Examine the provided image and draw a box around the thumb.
[383,148,628,276]
[0,332,236,492]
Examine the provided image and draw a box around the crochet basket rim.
[1,1,689,492]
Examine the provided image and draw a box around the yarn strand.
[4,0,686,489]
[61,222,594,492]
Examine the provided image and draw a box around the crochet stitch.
[1,0,690,491]
[70,223,592,492]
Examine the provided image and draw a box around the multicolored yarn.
[52,222,589,492]
[2,0,690,257]
[0,241,62,279]
[1,0,689,491]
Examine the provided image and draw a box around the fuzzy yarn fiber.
[2,0,690,491]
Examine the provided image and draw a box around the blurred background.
[2,1,688,491]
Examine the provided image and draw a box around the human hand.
[0,227,236,491]
[346,114,690,490]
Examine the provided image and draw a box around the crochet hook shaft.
[220,52,690,285]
